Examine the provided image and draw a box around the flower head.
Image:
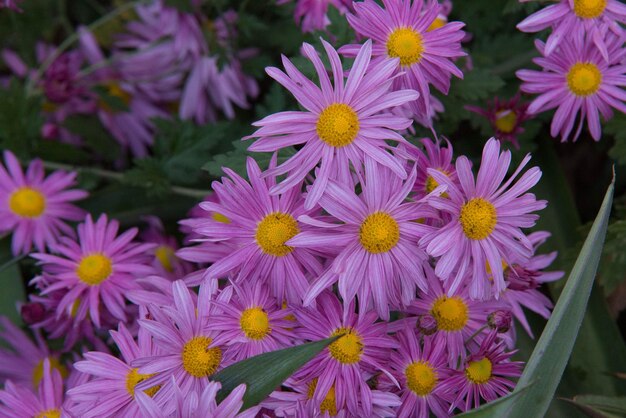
[465,94,530,148]
[0,151,87,255]
[517,32,626,142]
[276,0,352,33]
[246,39,418,209]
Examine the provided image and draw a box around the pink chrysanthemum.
[292,159,437,319]
[133,281,225,401]
[187,157,326,304]
[277,0,352,33]
[442,332,522,413]
[383,327,453,418]
[293,292,397,417]
[209,282,295,362]
[465,94,530,148]
[0,360,67,417]
[340,0,466,125]
[403,138,458,200]
[135,378,257,418]
[407,270,502,365]
[67,321,161,417]
[0,151,87,255]
[31,214,155,328]
[517,0,626,60]
[420,138,546,299]
[140,216,194,280]
[500,231,563,338]
[516,33,626,142]
[245,39,419,209]
[0,317,68,390]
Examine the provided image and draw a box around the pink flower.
[0,151,87,255]
[277,0,352,33]
[465,94,530,148]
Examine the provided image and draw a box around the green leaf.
[561,395,626,418]
[213,337,336,411]
[453,68,505,102]
[459,173,615,417]
[607,113,626,165]
[0,239,25,326]
[598,220,626,294]
[0,80,44,157]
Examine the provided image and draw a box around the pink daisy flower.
[133,281,225,401]
[407,269,502,365]
[135,378,257,418]
[189,157,326,304]
[209,283,295,363]
[0,151,87,255]
[276,0,352,33]
[0,360,67,418]
[293,292,397,417]
[340,0,466,125]
[403,137,458,200]
[140,216,194,280]
[420,138,546,299]
[292,159,437,319]
[442,332,522,413]
[0,317,68,390]
[500,231,563,338]
[67,321,161,417]
[384,327,453,418]
[245,39,419,209]
[465,94,530,148]
[517,0,626,60]
[31,214,155,328]
[517,32,626,142]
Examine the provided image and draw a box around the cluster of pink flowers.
[0,0,575,417]
[517,0,626,142]
[2,2,258,157]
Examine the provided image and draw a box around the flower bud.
[20,302,46,325]
[487,310,512,333]
[416,314,437,336]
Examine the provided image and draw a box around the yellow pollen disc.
[405,361,438,396]
[32,357,68,388]
[387,27,424,66]
[125,368,160,397]
[486,259,508,276]
[465,357,493,384]
[573,0,607,19]
[9,187,46,218]
[567,63,602,97]
[428,17,447,32]
[329,327,364,364]
[35,409,61,418]
[307,379,338,416]
[240,307,271,340]
[495,110,517,134]
[181,336,222,378]
[155,245,176,272]
[76,253,113,286]
[255,212,299,257]
[212,212,231,223]
[459,198,497,240]
[359,212,400,254]
[316,103,360,147]
[99,82,132,113]
[431,296,469,332]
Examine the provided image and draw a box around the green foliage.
[563,395,626,418]
[598,221,626,295]
[0,81,44,157]
[607,113,626,166]
[63,115,122,162]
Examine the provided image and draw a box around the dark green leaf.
[561,395,626,418]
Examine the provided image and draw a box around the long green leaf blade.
[458,175,615,417]
[212,337,336,411]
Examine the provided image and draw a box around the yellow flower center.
[35,410,61,418]
[359,212,400,254]
[567,63,602,97]
[9,187,46,218]
[99,82,132,113]
[240,307,271,340]
[155,245,175,272]
[405,361,438,396]
[307,379,337,416]
[465,357,493,384]
[212,212,230,223]
[255,212,299,257]
[316,103,360,147]
[76,254,113,286]
[32,357,68,388]
[573,0,607,18]
[428,17,447,31]
[181,336,222,378]
[494,110,517,134]
[329,327,363,364]
[387,27,424,66]
[486,259,509,276]
[431,296,469,332]
[459,198,497,240]
[125,368,160,397]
